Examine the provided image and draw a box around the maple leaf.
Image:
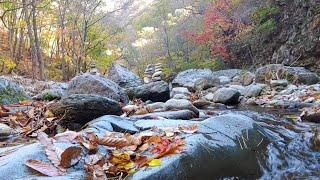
[154,138,186,159]
[25,160,65,177]
[60,146,82,168]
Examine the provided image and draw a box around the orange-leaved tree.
[183,0,247,60]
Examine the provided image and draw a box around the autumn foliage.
[183,0,247,60]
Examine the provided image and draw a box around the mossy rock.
[0,77,29,104]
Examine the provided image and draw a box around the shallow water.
[236,107,320,179]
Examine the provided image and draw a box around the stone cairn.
[89,61,100,75]
[143,63,163,84]
[144,64,154,84]
[152,63,163,82]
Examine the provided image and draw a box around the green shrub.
[253,6,280,25]
[256,19,277,33]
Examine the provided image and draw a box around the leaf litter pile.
[0,101,60,138]
[25,125,198,179]
[0,100,199,178]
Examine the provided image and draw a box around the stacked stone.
[152,63,163,82]
[144,64,154,84]
[89,61,100,75]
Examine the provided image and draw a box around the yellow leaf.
[147,159,162,167]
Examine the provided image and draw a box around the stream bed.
[234,107,320,179]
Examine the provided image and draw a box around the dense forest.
[1,0,318,80]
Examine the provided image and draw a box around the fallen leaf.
[97,136,128,148]
[154,139,186,159]
[134,156,148,168]
[147,159,162,167]
[60,146,82,168]
[54,130,79,142]
[138,143,149,152]
[179,124,199,134]
[25,159,65,177]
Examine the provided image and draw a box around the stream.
[235,107,320,179]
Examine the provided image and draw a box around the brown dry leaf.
[37,132,53,148]
[92,165,107,180]
[97,136,128,148]
[60,146,82,168]
[25,159,65,177]
[138,143,149,152]
[179,124,199,134]
[45,146,64,169]
[15,112,30,127]
[125,134,141,146]
[134,156,148,168]
[147,136,162,144]
[54,130,79,142]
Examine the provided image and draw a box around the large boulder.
[126,80,170,102]
[131,113,271,179]
[212,69,243,79]
[107,63,143,89]
[194,77,220,91]
[255,64,319,85]
[0,77,29,104]
[212,88,241,105]
[50,94,122,130]
[172,69,213,90]
[0,113,272,179]
[67,73,129,104]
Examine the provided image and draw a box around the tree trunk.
[31,0,45,80]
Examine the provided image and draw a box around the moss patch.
[0,87,29,104]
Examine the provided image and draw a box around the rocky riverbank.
[0,63,319,179]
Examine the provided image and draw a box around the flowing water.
[236,107,320,179]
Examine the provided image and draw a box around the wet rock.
[134,119,199,130]
[172,94,190,100]
[244,84,264,98]
[194,77,219,91]
[256,64,319,85]
[131,110,197,120]
[50,94,122,130]
[229,85,246,95]
[0,142,86,180]
[0,77,29,104]
[107,63,143,89]
[146,102,165,111]
[82,115,138,136]
[126,80,170,102]
[212,88,241,105]
[0,123,15,137]
[204,93,214,101]
[192,99,212,109]
[242,72,255,86]
[212,69,243,79]
[170,87,190,98]
[131,113,271,179]
[270,79,288,88]
[67,73,129,104]
[172,69,213,90]
[164,99,199,116]
[218,76,231,85]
